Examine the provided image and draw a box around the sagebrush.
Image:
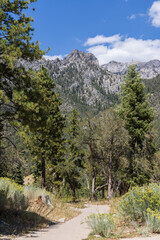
[86,213,115,237]
[0,178,28,210]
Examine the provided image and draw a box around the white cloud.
[128,14,136,20]
[43,55,63,61]
[84,34,121,46]
[86,36,160,65]
[149,1,160,27]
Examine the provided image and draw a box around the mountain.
[21,50,160,115]
[21,50,121,114]
[102,60,160,79]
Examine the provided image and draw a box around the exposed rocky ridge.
[21,50,160,114]
[21,50,121,114]
[102,60,160,79]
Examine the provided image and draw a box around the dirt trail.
[15,204,110,240]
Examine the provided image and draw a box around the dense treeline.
[1,0,160,202]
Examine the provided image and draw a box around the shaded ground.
[0,210,50,236]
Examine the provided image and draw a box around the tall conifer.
[14,68,65,188]
[119,65,154,183]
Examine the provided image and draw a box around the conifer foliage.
[60,109,84,199]
[0,0,45,178]
[119,65,155,184]
[13,67,65,188]
[119,65,154,149]
[0,0,44,102]
[0,0,44,143]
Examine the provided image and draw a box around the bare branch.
[0,136,17,149]
[95,182,108,192]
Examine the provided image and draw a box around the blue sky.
[28,0,160,64]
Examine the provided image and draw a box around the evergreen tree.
[59,109,84,200]
[0,0,44,141]
[0,0,43,72]
[118,65,155,184]
[119,65,154,148]
[13,67,65,188]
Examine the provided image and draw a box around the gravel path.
[15,204,110,240]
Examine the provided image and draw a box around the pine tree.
[119,65,154,148]
[0,0,44,140]
[0,0,49,181]
[0,0,44,98]
[13,67,65,188]
[118,65,154,183]
[0,0,43,70]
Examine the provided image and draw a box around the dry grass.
[27,200,80,222]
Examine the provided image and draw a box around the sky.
[27,0,160,65]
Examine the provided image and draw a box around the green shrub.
[0,178,28,211]
[86,213,115,237]
[145,208,160,233]
[118,183,160,221]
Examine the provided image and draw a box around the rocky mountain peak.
[102,59,160,79]
[102,61,129,75]
[63,49,99,65]
[144,59,160,67]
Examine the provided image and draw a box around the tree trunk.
[42,157,46,188]
[108,153,113,199]
[85,174,91,200]
[71,187,76,201]
[108,170,113,199]
[102,187,105,199]
[92,174,96,200]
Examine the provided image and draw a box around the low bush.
[86,213,115,237]
[0,178,28,211]
[118,183,160,221]
[145,208,160,233]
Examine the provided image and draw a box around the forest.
[1,0,160,200]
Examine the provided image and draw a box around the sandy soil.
[15,204,110,240]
